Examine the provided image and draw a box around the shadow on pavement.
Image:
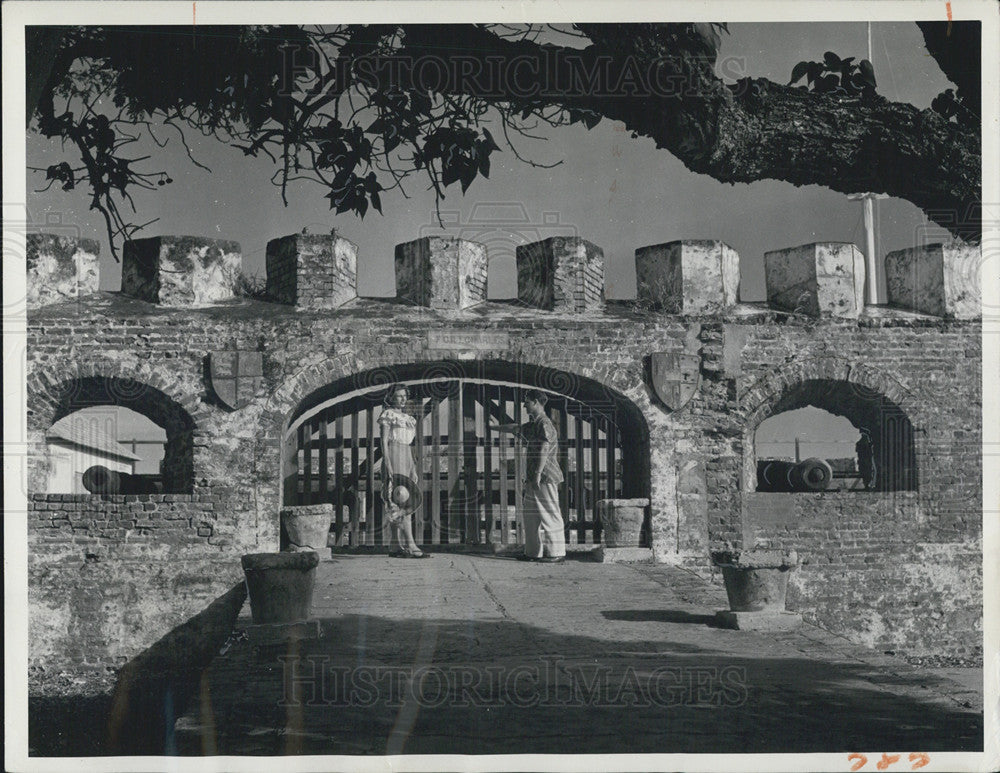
[170,612,983,756]
[30,581,247,757]
[602,609,720,626]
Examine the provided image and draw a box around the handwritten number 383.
[848,753,931,771]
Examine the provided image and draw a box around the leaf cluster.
[789,52,877,98]
[930,88,976,128]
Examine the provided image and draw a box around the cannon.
[756,457,833,492]
[82,465,159,495]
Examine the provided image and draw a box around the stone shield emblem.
[650,352,701,411]
[209,350,263,410]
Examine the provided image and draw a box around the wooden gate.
[288,380,624,546]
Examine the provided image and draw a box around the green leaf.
[789,61,810,85]
[859,59,876,87]
[823,51,841,69]
[410,89,432,116]
[384,133,402,154]
[816,74,839,93]
[441,163,461,188]
[459,164,477,193]
[482,127,501,153]
[478,152,491,179]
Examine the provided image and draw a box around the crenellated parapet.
[635,240,739,314]
[394,236,488,309]
[122,235,242,307]
[266,230,358,309]
[763,242,866,319]
[26,233,100,310]
[516,236,605,312]
[23,228,983,322]
[885,242,981,320]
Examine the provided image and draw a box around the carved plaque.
[650,351,701,411]
[209,350,263,410]
[427,331,510,351]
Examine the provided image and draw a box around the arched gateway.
[283,361,650,548]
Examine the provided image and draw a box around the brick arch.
[273,357,651,545]
[740,358,920,492]
[28,362,204,493]
[250,352,648,514]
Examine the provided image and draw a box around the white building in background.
[45,415,142,493]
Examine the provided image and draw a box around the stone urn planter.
[596,498,649,547]
[710,548,802,630]
[241,551,319,625]
[280,504,334,552]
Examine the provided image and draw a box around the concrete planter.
[281,504,334,551]
[597,498,649,547]
[710,550,799,612]
[241,552,319,624]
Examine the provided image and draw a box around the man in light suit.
[491,389,566,563]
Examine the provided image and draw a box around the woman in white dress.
[379,384,430,558]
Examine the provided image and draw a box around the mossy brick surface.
[635,240,739,314]
[394,237,487,310]
[121,236,241,307]
[885,242,981,319]
[516,236,604,312]
[26,233,100,310]
[764,242,865,318]
[265,232,358,309]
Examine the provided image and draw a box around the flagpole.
[849,21,887,306]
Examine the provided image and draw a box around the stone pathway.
[175,553,983,756]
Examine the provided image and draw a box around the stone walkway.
[175,553,983,756]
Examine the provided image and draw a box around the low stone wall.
[740,492,982,658]
[28,493,256,695]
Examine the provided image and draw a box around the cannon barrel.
[82,465,158,495]
[757,458,833,492]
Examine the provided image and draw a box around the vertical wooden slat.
[318,415,328,508]
[430,398,441,544]
[607,420,618,499]
[593,416,604,544]
[483,385,493,543]
[366,407,376,545]
[497,385,509,545]
[513,391,524,544]
[463,382,479,544]
[378,407,391,546]
[447,386,462,544]
[300,422,311,506]
[575,413,586,544]
[413,394,425,544]
[557,404,569,539]
[332,414,343,542]
[350,412,360,546]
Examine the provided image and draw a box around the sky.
[26,21,959,455]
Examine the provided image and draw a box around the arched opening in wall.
[750,379,917,493]
[45,406,167,493]
[45,377,195,494]
[284,361,649,547]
